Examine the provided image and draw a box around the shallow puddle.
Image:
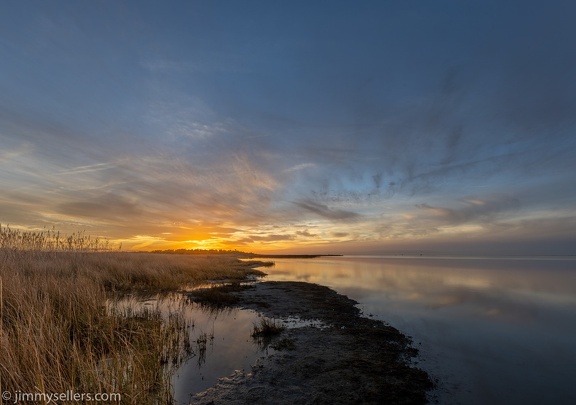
[109,283,331,403]
[171,304,271,404]
[109,291,283,404]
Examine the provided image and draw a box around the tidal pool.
[171,304,268,404]
[111,292,270,403]
[112,289,323,404]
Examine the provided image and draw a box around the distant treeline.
[147,248,252,256]
[145,249,341,259]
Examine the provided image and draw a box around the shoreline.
[246,254,344,259]
[188,280,433,404]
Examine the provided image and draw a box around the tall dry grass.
[0,224,117,251]
[0,227,264,404]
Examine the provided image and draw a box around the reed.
[0,224,117,252]
[0,227,264,404]
[251,317,285,338]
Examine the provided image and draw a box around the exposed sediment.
[188,281,433,404]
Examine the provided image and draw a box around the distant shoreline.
[246,253,343,259]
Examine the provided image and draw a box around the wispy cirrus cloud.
[56,162,116,176]
[283,162,317,173]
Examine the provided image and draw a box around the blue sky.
[1,0,575,254]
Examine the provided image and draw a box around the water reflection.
[171,304,269,404]
[263,256,576,405]
[111,293,270,404]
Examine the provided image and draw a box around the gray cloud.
[293,200,360,221]
[239,234,295,243]
[296,230,317,238]
[416,196,521,225]
[57,194,142,222]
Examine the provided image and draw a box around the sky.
[1,0,575,255]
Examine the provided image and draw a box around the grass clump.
[251,318,286,350]
[190,288,241,308]
[251,317,285,338]
[0,226,265,404]
[188,283,253,309]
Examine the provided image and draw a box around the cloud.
[144,96,229,141]
[415,196,520,225]
[57,162,116,175]
[296,230,317,237]
[293,199,360,221]
[57,194,142,222]
[246,234,295,242]
[2,1,575,254]
[0,142,34,163]
[283,163,316,173]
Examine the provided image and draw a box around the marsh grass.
[188,283,254,309]
[251,318,285,338]
[251,318,285,350]
[0,227,265,404]
[0,224,117,252]
[194,331,214,367]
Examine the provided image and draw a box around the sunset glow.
[1,1,575,255]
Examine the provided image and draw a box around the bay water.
[263,256,576,405]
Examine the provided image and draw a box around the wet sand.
[188,281,433,404]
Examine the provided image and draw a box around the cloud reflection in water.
[263,256,576,405]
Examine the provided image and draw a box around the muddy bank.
[188,281,433,404]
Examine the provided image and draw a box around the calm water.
[263,256,576,405]
[171,304,269,404]
[114,293,271,404]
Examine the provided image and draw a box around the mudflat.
[189,281,433,404]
